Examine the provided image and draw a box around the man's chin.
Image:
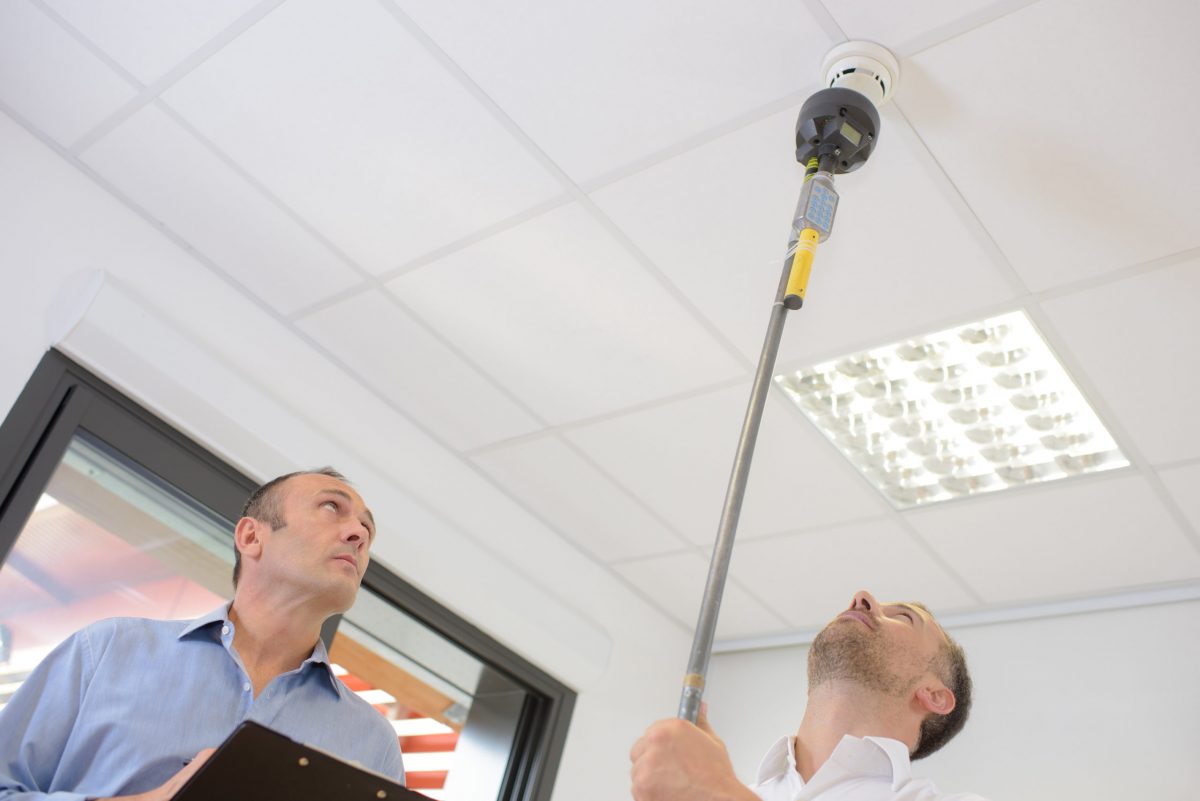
[324,582,360,615]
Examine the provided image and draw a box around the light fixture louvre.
[776,311,1128,508]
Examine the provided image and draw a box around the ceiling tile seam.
[803,0,849,43]
[608,544,712,568]
[23,93,706,645]
[464,374,752,458]
[731,510,897,547]
[26,0,145,87]
[371,0,758,373]
[575,87,817,195]
[95,270,632,650]
[887,101,1032,299]
[144,105,563,437]
[893,517,986,604]
[772,390,988,604]
[767,382,985,602]
[1034,244,1200,304]
[896,0,1043,59]
[1021,303,1200,555]
[727,574,794,629]
[65,0,289,157]
[370,0,578,202]
[1153,454,1200,473]
[0,102,310,327]
[574,198,761,370]
[150,102,377,284]
[612,547,796,631]
[769,389,903,513]
[547,437,708,552]
[287,281,378,323]
[369,194,576,285]
[36,0,577,326]
[0,100,659,632]
[370,288,558,431]
[1024,303,1171,474]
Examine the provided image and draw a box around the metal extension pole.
[677,153,836,724]
[674,43,890,724]
[676,254,800,724]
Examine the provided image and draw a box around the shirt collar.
[754,735,797,785]
[178,603,233,639]
[754,734,914,793]
[178,603,347,699]
[305,636,348,698]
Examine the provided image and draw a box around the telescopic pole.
[674,53,893,719]
[676,156,832,723]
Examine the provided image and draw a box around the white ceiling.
[3,0,1200,653]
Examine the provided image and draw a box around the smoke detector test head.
[795,41,901,174]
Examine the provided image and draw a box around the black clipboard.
[171,721,429,800]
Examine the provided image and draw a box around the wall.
[706,598,1200,800]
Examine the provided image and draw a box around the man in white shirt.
[630,590,986,801]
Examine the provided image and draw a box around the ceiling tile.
[908,474,1200,603]
[0,0,135,145]
[901,0,1200,291]
[43,0,260,84]
[393,0,832,182]
[1041,256,1200,465]
[822,0,1027,54]
[296,289,542,451]
[729,517,976,628]
[388,202,746,423]
[160,0,563,273]
[591,106,1016,367]
[1158,464,1200,543]
[81,104,363,316]
[613,551,788,639]
[565,384,888,545]
[472,435,687,562]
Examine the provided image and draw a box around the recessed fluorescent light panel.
[775,311,1128,508]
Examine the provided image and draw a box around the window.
[0,350,573,801]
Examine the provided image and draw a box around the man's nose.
[850,590,878,613]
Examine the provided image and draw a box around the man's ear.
[234,517,265,562]
[916,682,956,717]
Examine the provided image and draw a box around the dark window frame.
[0,349,574,801]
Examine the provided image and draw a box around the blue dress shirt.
[0,605,403,800]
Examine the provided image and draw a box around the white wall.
[705,599,1200,800]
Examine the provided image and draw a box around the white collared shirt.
[750,735,988,801]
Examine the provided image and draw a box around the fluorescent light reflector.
[775,311,1127,507]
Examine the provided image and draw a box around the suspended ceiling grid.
[2,0,1199,650]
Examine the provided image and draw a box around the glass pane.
[334,588,487,799]
[0,433,233,693]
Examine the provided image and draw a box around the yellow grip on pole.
[784,228,820,309]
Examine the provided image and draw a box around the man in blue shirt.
[0,467,403,801]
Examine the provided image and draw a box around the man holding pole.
[630,590,987,801]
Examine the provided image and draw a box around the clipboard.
[171,720,429,800]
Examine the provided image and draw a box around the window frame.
[0,349,574,801]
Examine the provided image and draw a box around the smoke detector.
[821,41,900,107]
